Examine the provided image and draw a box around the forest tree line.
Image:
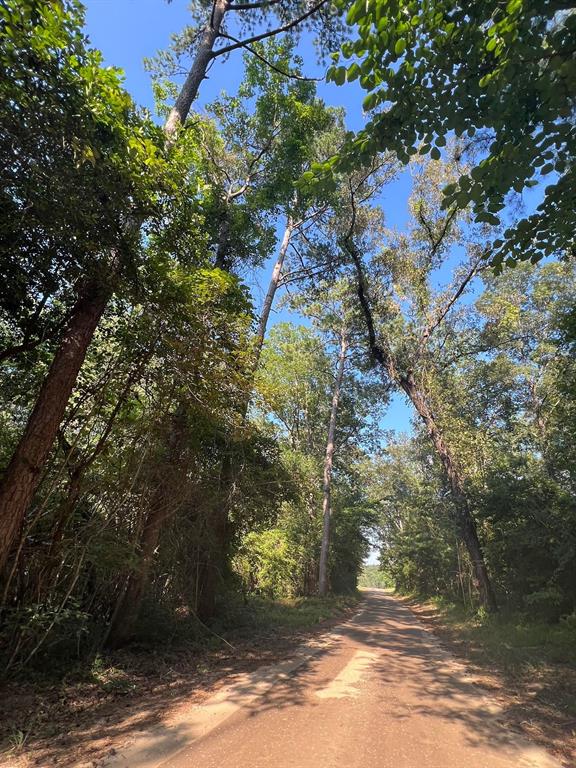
[0,0,574,671]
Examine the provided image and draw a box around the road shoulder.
[0,596,361,768]
[401,595,575,768]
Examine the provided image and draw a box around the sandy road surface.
[109,590,561,768]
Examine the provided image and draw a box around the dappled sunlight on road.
[107,590,562,768]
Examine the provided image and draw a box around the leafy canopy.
[327,0,576,269]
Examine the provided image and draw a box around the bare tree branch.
[210,0,330,59]
[229,0,283,10]
[218,33,321,80]
[419,251,488,352]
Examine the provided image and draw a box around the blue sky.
[83,0,415,434]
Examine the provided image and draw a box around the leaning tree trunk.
[104,6,233,638]
[164,0,229,137]
[33,363,146,601]
[399,373,497,612]
[345,233,497,612]
[0,3,228,578]
[318,328,348,597]
[0,282,111,573]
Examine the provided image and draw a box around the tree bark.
[252,219,294,370]
[0,282,111,574]
[344,234,497,612]
[164,0,229,138]
[398,372,497,612]
[318,328,347,597]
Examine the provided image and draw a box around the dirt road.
[109,590,561,768]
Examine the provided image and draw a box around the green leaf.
[333,67,347,86]
[476,212,500,225]
[363,91,380,111]
[395,39,407,55]
[506,0,522,13]
[346,1,368,26]
[347,62,361,82]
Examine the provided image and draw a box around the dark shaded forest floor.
[0,595,359,768]
[403,596,576,768]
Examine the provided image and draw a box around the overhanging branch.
[218,33,320,81]
[210,0,330,59]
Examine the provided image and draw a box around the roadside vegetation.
[0,1,574,764]
[0,593,358,766]
[404,596,576,765]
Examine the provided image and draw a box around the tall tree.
[341,157,498,610]
[106,43,343,640]
[366,260,576,619]
[0,0,337,573]
[318,325,348,596]
[0,0,167,571]
[252,320,381,597]
[288,280,372,596]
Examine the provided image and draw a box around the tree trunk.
[0,1,227,580]
[318,329,348,597]
[345,234,497,611]
[105,4,233,642]
[106,405,188,648]
[0,282,111,574]
[164,0,229,138]
[252,219,294,370]
[399,373,497,612]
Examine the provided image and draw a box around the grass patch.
[428,597,576,672]
[248,594,359,630]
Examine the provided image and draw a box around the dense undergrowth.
[422,596,576,672]
[0,593,360,764]
[2,593,360,684]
